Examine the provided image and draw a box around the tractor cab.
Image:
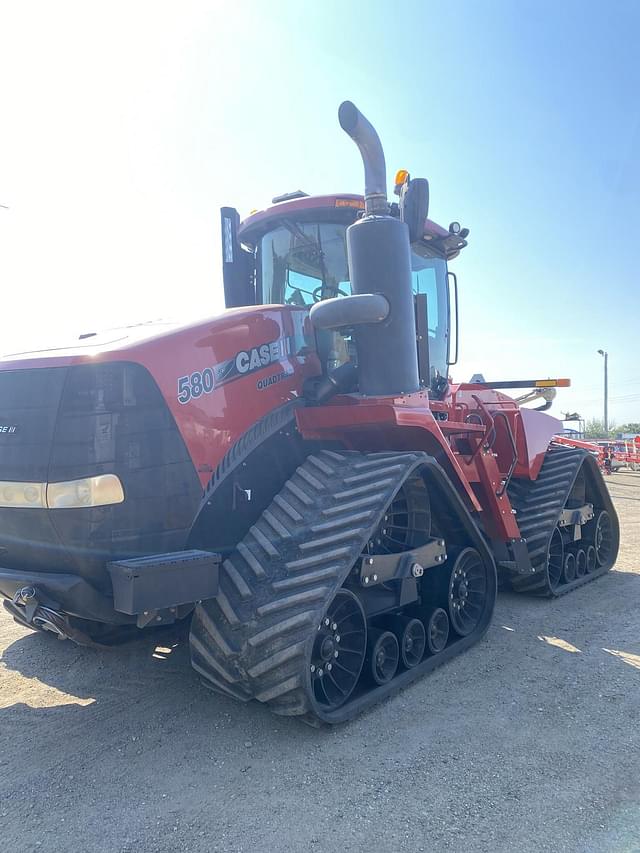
[221,193,468,392]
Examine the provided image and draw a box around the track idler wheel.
[593,510,614,566]
[575,548,587,577]
[547,527,564,592]
[310,589,367,712]
[367,629,399,685]
[448,548,488,637]
[563,552,576,583]
[426,608,449,655]
[586,544,597,574]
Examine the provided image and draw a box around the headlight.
[0,481,46,508]
[47,475,125,509]
[0,475,124,509]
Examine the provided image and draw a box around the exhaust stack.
[339,101,420,396]
[338,101,388,216]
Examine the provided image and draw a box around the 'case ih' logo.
[176,336,295,405]
[0,425,18,434]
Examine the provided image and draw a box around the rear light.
[0,475,125,509]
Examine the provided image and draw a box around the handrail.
[470,395,496,461]
[492,411,519,497]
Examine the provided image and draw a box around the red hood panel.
[0,306,320,487]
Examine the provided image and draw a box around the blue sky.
[1,0,638,424]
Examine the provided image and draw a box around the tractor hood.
[0,314,233,366]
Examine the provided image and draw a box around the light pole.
[597,349,608,435]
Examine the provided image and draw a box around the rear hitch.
[8,587,97,645]
[13,586,38,621]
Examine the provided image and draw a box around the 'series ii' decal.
[177,336,295,404]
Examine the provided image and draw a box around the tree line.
[584,419,640,439]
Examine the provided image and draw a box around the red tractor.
[0,102,619,723]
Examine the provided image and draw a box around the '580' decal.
[177,337,294,404]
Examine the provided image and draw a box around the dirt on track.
[1,473,639,853]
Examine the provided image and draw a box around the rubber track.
[190,450,427,721]
[507,445,612,596]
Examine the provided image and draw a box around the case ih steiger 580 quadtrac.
[0,102,619,724]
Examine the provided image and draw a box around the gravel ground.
[1,473,639,853]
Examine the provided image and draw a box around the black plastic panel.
[0,368,68,481]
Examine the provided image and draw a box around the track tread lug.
[254,675,303,703]
[215,589,241,626]
[237,542,267,578]
[333,478,396,500]
[343,463,407,484]
[284,480,314,506]
[310,511,374,533]
[256,587,329,617]
[297,467,325,491]
[247,641,306,678]
[273,494,303,522]
[272,566,341,591]
[262,509,291,539]
[249,525,279,557]
[247,611,316,648]
[321,494,386,516]
[223,559,253,600]
[285,547,354,572]
[193,663,252,702]
[298,529,365,551]
[306,454,336,476]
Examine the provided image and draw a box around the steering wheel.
[312,285,349,303]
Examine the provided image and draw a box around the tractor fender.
[187,400,316,554]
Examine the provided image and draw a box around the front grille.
[0,367,67,481]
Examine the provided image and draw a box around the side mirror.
[220,206,255,308]
[400,178,429,243]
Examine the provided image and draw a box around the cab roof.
[238,194,468,261]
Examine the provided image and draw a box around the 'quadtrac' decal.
[257,368,294,391]
[177,337,294,404]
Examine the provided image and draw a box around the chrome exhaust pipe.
[338,101,387,215]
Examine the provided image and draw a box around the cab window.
[259,219,450,383]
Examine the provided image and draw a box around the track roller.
[367,629,399,685]
[586,545,597,574]
[563,552,576,583]
[593,510,614,566]
[388,616,426,669]
[426,608,449,654]
[575,548,587,577]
